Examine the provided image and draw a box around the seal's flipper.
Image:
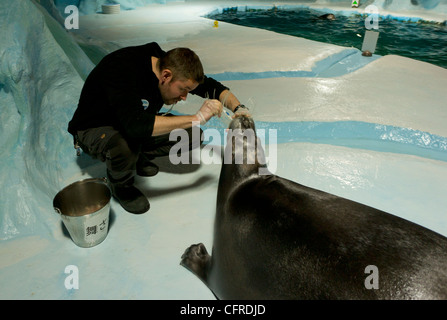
[180,243,211,283]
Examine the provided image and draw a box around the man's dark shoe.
[110,184,149,214]
[136,158,159,177]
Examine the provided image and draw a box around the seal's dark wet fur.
[181,115,447,299]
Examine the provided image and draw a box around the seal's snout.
[229,114,255,131]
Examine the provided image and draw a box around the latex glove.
[233,104,250,117]
[196,99,223,125]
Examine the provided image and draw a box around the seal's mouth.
[229,114,255,131]
[224,114,268,173]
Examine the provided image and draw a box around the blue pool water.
[164,109,447,163]
[253,120,447,162]
[207,7,447,69]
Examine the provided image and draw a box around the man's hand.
[234,107,250,117]
[196,99,223,125]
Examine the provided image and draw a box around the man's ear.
[161,69,173,83]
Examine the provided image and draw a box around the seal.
[181,115,447,299]
[318,13,336,20]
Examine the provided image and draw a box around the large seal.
[181,115,447,299]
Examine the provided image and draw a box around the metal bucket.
[53,178,111,248]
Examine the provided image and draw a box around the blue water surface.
[207,7,447,69]
[165,107,447,163]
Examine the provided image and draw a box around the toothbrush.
[223,109,233,120]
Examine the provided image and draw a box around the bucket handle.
[83,177,108,185]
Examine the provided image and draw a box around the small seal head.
[318,13,336,20]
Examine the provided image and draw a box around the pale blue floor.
[0,1,446,299]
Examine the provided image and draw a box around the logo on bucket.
[86,217,108,237]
